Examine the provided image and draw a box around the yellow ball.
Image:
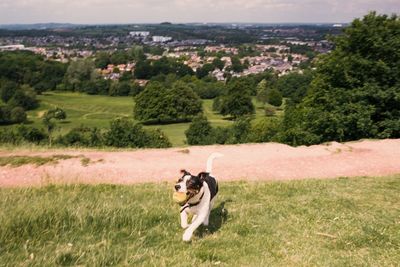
[173,192,188,204]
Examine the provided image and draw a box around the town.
[0,23,336,83]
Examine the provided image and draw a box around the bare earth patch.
[0,139,399,187]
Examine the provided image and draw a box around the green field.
[8,92,273,147]
[1,176,399,266]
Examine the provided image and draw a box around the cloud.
[0,0,399,24]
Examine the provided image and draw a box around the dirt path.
[1,139,400,187]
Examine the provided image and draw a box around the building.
[152,36,172,43]
[129,31,150,37]
[0,44,25,51]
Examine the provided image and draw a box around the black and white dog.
[174,153,223,242]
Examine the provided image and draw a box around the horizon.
[0,21,350,26]
[0,0,399,25]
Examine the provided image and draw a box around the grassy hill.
[15,92,274,146]
[0,175,399,266]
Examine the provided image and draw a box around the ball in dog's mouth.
[173,192,188,204]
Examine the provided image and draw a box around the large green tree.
[218,80,255,118]
[134,81,202,123]
[281,12,400,145]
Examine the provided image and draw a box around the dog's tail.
[206,153,224,174]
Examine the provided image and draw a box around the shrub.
[247,118,281,143]
[185,115,215,145]
[226,117,252,144]
[213,126,230,144]
[56,127,104,147]
[8,85,38,110]
[10,107,27,123]
[105,118,171,148]
[16,125,47,144]
[144,129,172,148]
[0,128,20,144]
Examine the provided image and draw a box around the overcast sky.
[0,0,399,24]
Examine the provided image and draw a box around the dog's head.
[175,169,203,199]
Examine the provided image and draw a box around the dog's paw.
[182,231,192,242]
[181,223,189,229]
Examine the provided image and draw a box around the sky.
[0,0,399,24]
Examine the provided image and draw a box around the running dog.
[174,153,223,242]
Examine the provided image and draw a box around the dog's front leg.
[180,210,189,229]
[183,207,208,242]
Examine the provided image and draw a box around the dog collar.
[180,192,205,213]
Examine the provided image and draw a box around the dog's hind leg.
[203,199,215,226]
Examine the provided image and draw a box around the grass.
[0,154,94,167]
[0,175,399,266]
[1,92,271,147]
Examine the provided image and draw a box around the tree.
[8,85,38,110]
[129,45,146,61]
[94,52,110,69]
[64,59,95,91]
[275,71,313,103]
[230,56,244,73]
[196,63,215,79]
[256,79,268,104]
[281,12,400,145]
[109,81,132,96]
[185,115,214,145]
[0,80,18,102]
[42,107,67,146]
[266,88,283,107]
[134,81,202,123]
[212,58,225,70]
[219,80,255,118]
[134,60,153,79]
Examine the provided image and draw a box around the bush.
[0,128,20,144]
[185,115,215,145]
[0,126,47,145]
[144,129,172,148]
[213,126,230,144]
[8,85,38,110]
[56,127,104,147]
[226,117,252,144]
[105,118,171,148]
[247,118,281,143]
[10,107,27,123]
[109,81,132,96]
[16,125,47,144]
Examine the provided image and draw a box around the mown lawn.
[0,92,275,147]
[0,175,399,266]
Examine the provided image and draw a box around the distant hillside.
[0,23,81,30]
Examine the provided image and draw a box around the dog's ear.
[187,175,203,191]
[180,169,190,176]
[198,172,209,181]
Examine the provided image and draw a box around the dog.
[174,153,223,242]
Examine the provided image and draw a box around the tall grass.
[1,176,399,266]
